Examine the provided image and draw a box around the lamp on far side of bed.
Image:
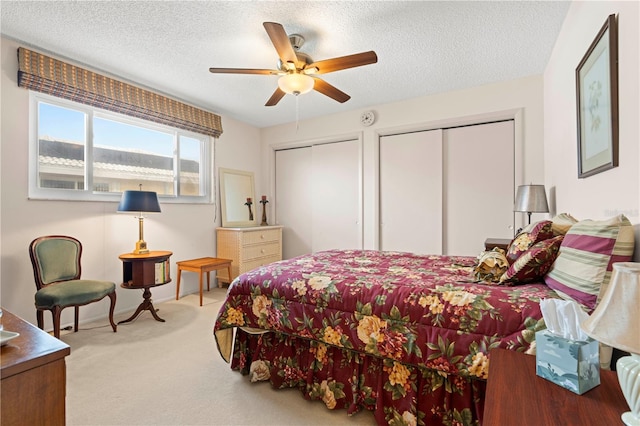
[581,262,640,426]
[514,184,549,225]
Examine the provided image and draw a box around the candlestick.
[244,198,253,221]
[259,197,269,226]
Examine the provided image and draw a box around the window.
[30,93,212,203]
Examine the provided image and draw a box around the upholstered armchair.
[29,235,117,339]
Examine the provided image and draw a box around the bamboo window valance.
[17,47,223,137]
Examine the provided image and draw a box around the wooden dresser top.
[1,309,70,379]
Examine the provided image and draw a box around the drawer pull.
[260,234,265,239]
[261,249,265,254]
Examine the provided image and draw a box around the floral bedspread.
[213,249,559,425]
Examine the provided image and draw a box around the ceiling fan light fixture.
[210,22,377,106]
[278,73,314,95]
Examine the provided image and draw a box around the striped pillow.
[551,213,579,236]
[544,214,634,312]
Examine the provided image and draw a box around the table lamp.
[514,184,549,225]
[117,187,161,254]
[581,262,640,426]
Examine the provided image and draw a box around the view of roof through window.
[37,101,203,197]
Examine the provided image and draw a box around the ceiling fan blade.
[265,88,286,107]
[209,67,279,75]
[312,78,351,103]
[263,22,298,65]
[307,51,378,75]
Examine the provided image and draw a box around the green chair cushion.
[35,279,115,309]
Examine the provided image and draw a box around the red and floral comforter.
[214,249,559,425]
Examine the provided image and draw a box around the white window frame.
[29,92,213,204]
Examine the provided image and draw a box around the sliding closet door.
[275,147,313,259]
[275,139,361,259]
[379,130,443,254]
[311,140,361,252]
[443,120,514,255]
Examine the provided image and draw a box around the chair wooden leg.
[36,310,44,330]
[52,306,63,339]
[107,292,117,333]
[74,306,80,332]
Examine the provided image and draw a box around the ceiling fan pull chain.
[295,95,300,132]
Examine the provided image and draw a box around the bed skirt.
[230,329,485,426]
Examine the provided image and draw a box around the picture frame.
[576,14,618,179]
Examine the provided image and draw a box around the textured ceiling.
[1,1,570,128]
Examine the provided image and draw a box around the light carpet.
[62,287,376,425]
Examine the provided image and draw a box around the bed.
[213,215,633,426]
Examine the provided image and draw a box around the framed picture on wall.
[576,14,618,179]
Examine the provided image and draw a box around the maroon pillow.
[505,220,553,264]
[500,235,564,285]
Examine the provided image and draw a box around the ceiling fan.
[209,22,378,106]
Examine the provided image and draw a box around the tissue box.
[535,329,600,394]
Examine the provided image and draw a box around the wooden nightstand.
[484,348,629,425]
[118,251,172,323]
[484,238,511,251]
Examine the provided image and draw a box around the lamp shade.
[278,73,314,95]
[514,184,549,213]
[117,190,161,213]
[581,262,640,354]
[582,262,640,426]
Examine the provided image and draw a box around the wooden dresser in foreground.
[216,225,283,285]
[1,309,70,425]
[484,348,628,425]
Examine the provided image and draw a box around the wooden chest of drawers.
[1,309,70,426]
[216,225,283,285]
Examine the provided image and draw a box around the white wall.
[544,1,639,260]
[0,36,263,327]
[260,75,546,249]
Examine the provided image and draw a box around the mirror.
[219,168,257,227]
